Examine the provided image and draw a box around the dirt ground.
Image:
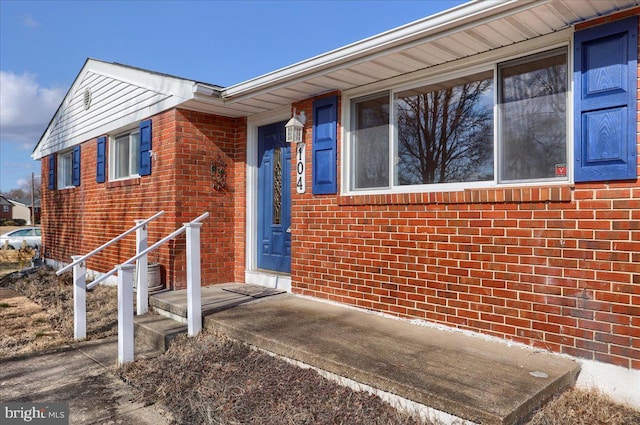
[2,267,639,425]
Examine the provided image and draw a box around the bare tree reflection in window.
[395,71,494,185]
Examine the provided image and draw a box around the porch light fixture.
[285,108,306,143]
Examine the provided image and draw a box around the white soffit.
[218,0,639,115]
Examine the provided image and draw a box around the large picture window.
[395,71,494,186]
[110,130,140,180]
[349,47,568,192]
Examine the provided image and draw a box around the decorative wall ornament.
[211,154,228,191]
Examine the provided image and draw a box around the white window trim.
[109,126,141,182]
[57,149,74,189]
[341,32,573,197]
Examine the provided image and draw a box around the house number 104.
[296,142,306,194]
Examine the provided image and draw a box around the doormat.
[222,284,286,298]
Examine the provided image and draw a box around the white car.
[0,227,42,250]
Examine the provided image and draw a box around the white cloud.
[22,15,40,28]
[0,71,65,149]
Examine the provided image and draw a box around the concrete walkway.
[0,337,172,425]
[195,291,581,425]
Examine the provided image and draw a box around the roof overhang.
[206,0,639,116]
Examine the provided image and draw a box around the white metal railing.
[92,212,209,364]
[59,211,165,341]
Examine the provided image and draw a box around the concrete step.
[134,313,187,353]
[203,294,581,425]
[149,283,286,322]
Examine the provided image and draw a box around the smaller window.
[351,93,390,190]
[498,48,568,182]
[2,205,9,213]
[110,130,140,180]
[58,150,74,188]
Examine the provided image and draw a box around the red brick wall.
[41,108,246,289]
[289,17,640,370]
[0,206,11,220]
[171,109,247,288]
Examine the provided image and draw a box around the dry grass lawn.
[0,287,62,357]
[0,266,118,358]
[119,330,425,425]
[2,266,639,424]
[528,387,640,425]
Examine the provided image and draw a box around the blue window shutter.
[48,154,56,190]
[574,16,638,182]
[96,136,106,183]
[72,145,81,186]
[139,119,152,176]
[312,96,338,194]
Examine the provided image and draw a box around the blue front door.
[257,121,291,273]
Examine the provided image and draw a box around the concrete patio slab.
[202,293,580,425]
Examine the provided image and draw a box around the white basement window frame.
[109,128,140,181]
[344,41,571,195]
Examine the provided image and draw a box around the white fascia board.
[193,84,221,97]
[221,0,542,101]
[87,60,197,98]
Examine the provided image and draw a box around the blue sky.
[0,0,465,193]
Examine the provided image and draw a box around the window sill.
[107,177,141,189]
[339,185,573,206]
